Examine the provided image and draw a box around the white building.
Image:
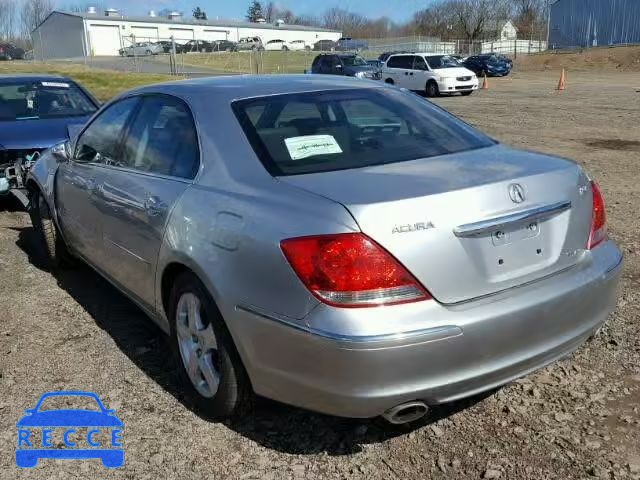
[32,9,342,58]
[499,20,518,41]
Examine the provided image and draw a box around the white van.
[382,53,478,97]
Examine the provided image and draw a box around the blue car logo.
[15,391,123,468]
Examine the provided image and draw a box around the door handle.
[144,196,167,216]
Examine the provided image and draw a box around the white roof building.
[32,9,342,58]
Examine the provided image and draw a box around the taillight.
[587,181,607,249]
[280,233,431,308]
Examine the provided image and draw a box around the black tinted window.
[387,55,413,69]
[413,56,428,70]
[233,88,494,176]
[75,97,138,163]
[121,95,199,179]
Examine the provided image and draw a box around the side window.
[120,95,199,179]
[427,56,442,69]
[74,97,139,163]
[388,55,413,69]
[413,56,428,70]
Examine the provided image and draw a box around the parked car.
[313,39,336,51]
[119,42,163,56]
[264,39,291,51]
[211,40,237,52]
[176,40,214,53]
[0,42,25,60]
[0,75,98,197]
[310,54,381,79]
[289,40,309,51]
[463,54,512,77]
[335,37,368,52]
[27,75,622,423]
[154,40,174,53]
[383,53,478,97]
[236,36,263,51]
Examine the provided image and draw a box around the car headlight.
[438,76,450,82]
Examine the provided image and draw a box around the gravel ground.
[0,70,639,480]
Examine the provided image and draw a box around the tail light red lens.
[587,181,607,249]
[280,233,431,308]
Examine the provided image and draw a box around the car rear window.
[232,87,494,176]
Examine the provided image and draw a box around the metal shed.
[549,0,640,49]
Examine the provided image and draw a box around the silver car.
[119,42,163,56]
[27,76,622,423]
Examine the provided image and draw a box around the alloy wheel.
[175,292,220,398]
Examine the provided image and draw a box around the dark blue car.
[0,74,98,195]
[463,54,512,77]
[15,391,123,468]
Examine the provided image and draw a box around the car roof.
[123,74,383,102]
[0,74,73,84]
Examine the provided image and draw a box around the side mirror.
[51,141,70,163]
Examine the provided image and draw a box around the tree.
[450,0,510,42]
[193,6,207,20]
[246,0,264,22]
[20,0,53,37]
[0,0,18,40]
[264,1,276,22]
[323,7,367,36]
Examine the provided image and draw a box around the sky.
[60,0,431,23]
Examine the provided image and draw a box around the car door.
[385,55,413,87]
[56,97,140,262]
[412,55,433,90]
[94,94,199,308]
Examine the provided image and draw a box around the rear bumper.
[233,241,623,418]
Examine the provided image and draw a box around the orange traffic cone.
[481,73,489,89]
[557,68,566,90]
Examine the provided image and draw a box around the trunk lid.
[280,145,593,304]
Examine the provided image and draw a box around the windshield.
[341,56,367,67]
[232,88,494,176]
[0,80,96,121]
[426,55,461,69]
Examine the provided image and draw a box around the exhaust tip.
[382,401,429,424]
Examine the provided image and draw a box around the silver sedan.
[27,75,623,423]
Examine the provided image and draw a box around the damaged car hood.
[0,116,91,150]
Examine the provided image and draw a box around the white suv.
[382,53,478,97]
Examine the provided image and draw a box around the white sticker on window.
[284,135,342,160]
[41,81,70,88]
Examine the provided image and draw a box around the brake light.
[587,181,607,249]
[280,233,431,307]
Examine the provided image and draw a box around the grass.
[0,61,177,101]
[173,50,319,74]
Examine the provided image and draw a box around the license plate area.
[491,221,540,246]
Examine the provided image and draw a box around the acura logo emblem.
[508,183,526,203]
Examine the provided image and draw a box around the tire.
[282,46,289,51]
[461,91,473,96]
[6,54,12,61]
[425,80,439,98]
[168,272,252,418]
[28,188,74,270]
[145,50,152,55]
[384,78,394,85]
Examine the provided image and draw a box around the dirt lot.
[0,70,639,479]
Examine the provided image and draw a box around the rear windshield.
[232,87,494,176]
[0,80,96,121]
